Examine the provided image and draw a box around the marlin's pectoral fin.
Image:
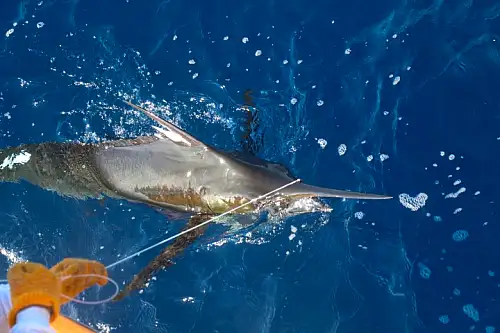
[123,100,205,148]
[112,214,213,301]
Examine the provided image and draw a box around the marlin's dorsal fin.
[123,100,205,148]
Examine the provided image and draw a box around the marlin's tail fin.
[284,182,392,200]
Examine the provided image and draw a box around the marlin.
[0,100,391,300]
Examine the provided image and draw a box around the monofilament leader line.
[105,178,301,270]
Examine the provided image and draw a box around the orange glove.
[7,262,61,327]
[50,258,108,304]
[6,258,108,328]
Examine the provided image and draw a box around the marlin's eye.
[198,186,208,195]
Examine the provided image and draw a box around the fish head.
[255,193,333,220]
[254,180,392,219]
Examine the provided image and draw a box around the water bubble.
[316,138,327,149]
[445,187,466,199]
[354,212,365,219]
[418,262,431,279]
[452,229,469,242]
[463,304,479,322]
[337,144,347,156]
[380,154,389,161]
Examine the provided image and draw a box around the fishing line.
[59,274,119,305]
[0,274,119,306]
[0,179,301,306]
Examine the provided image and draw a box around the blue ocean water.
[0,0,499,332]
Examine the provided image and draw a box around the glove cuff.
[8,291,60,327]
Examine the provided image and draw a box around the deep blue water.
[0,0,499,332]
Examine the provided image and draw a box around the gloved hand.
[7,262,61,327]
[7,258,108,328]
[50,258,108,304]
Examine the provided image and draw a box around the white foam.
[316,138,327,149]
[379,154,389,161]
[444,187,466,199]
[5,28,14,37]
[0,246,25,264]
[399,193,428,211]
[338,144,347,156]
[0,150,31,169]
[354,211,365,219]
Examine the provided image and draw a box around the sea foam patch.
[0,150,31,169]
[399,193,428,211]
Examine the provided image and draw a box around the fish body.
[0,101,391,217]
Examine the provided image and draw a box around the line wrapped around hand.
[50,258,108,303]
